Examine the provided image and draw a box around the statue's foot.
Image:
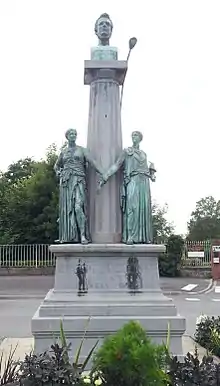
[55,239,63,244]
[81,236,89,245]
[126,238,134,245]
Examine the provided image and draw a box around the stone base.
[32,244,186,359]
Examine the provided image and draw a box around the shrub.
[19,343,75,386]
[194,315,220,357]
[5,319,220,386]
[91,321,169,386]
[159,253,178,277]
[159,234,184,277]
[19,320,98,386]
[168,348,220,386]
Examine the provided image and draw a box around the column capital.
[84,60,127,85]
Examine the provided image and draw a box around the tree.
[187,196,220,240]
[4,157,37,183]
[152,202,174,243]
[159,234,184,277]
[0,145,59,244]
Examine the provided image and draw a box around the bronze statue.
[100,131,156,244]
[95,13,113,46]
[54,129,103,244]
[91,13,117,60]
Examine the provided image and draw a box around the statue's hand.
[151,174,156,182]
[97,173,108,193]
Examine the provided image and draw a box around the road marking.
[215,286,220,293]
[185,298,200,301]
[181,284,198,291]
[212,299,220,302]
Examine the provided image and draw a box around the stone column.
[84,60,127,244]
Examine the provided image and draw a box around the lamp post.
[120,37,137,110]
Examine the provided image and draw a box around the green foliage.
[20,343,76,386]
[3,157,37,184]
[0,345,19,385]
[20,319,98,386]
[92,321,169,386]
[4,318,220,386]
[168,348,220,386]
[195,315,220,357]
[0,145,59,244]
[188,196,220,240]
[152,203,174,244]
[159,234,184,277]
[60,319,98,372]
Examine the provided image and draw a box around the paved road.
[0,276,217,339]
[0,276,211,297]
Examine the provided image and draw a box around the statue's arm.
[83,148,103,175]
[105,151,125,179]
[54,152,63,176]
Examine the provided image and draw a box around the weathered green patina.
[91,13,118,60]
[101,131,156,244]
[54,129,103,244]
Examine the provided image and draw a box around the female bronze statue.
[54,129,103,244]
[101,131,156,244]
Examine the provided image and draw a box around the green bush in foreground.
[4,319,220,386]
[91,321,169,386]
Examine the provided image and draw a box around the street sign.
[188,251,204,258]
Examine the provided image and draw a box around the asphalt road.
[0,276,211,297]
[0,276,217,339]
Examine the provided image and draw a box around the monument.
[32,13,185,359]
[85,13,126,244]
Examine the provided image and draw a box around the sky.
[0,0,220,235]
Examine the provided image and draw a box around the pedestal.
[85,60,127,243]
[32,244,186,360]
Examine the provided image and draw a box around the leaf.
[74,317,91,366]
[0,344,19,385]
[81,340,99,371]
[59,320,70,364]
[165,322,171,352]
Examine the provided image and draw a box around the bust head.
[65,128,77,143]
[95,13,113,45]
[132,131,143,146]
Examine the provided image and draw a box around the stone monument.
[85,13,126,244]
[32,13,185,360]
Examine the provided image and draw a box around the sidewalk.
[0,335,212,363]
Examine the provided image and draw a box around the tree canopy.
[187,196,220,240]
[0,147,174,245]
[152,202,174,243]
[0,145,59,244]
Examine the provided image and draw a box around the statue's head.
[132,131,143,145]
[95,13,113,45]
[65,128,77,143]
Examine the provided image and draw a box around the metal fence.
[0,244,55,268]
[0,241,213,269]
[182,240,212,268]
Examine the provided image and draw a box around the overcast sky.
[0,0,219,235]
